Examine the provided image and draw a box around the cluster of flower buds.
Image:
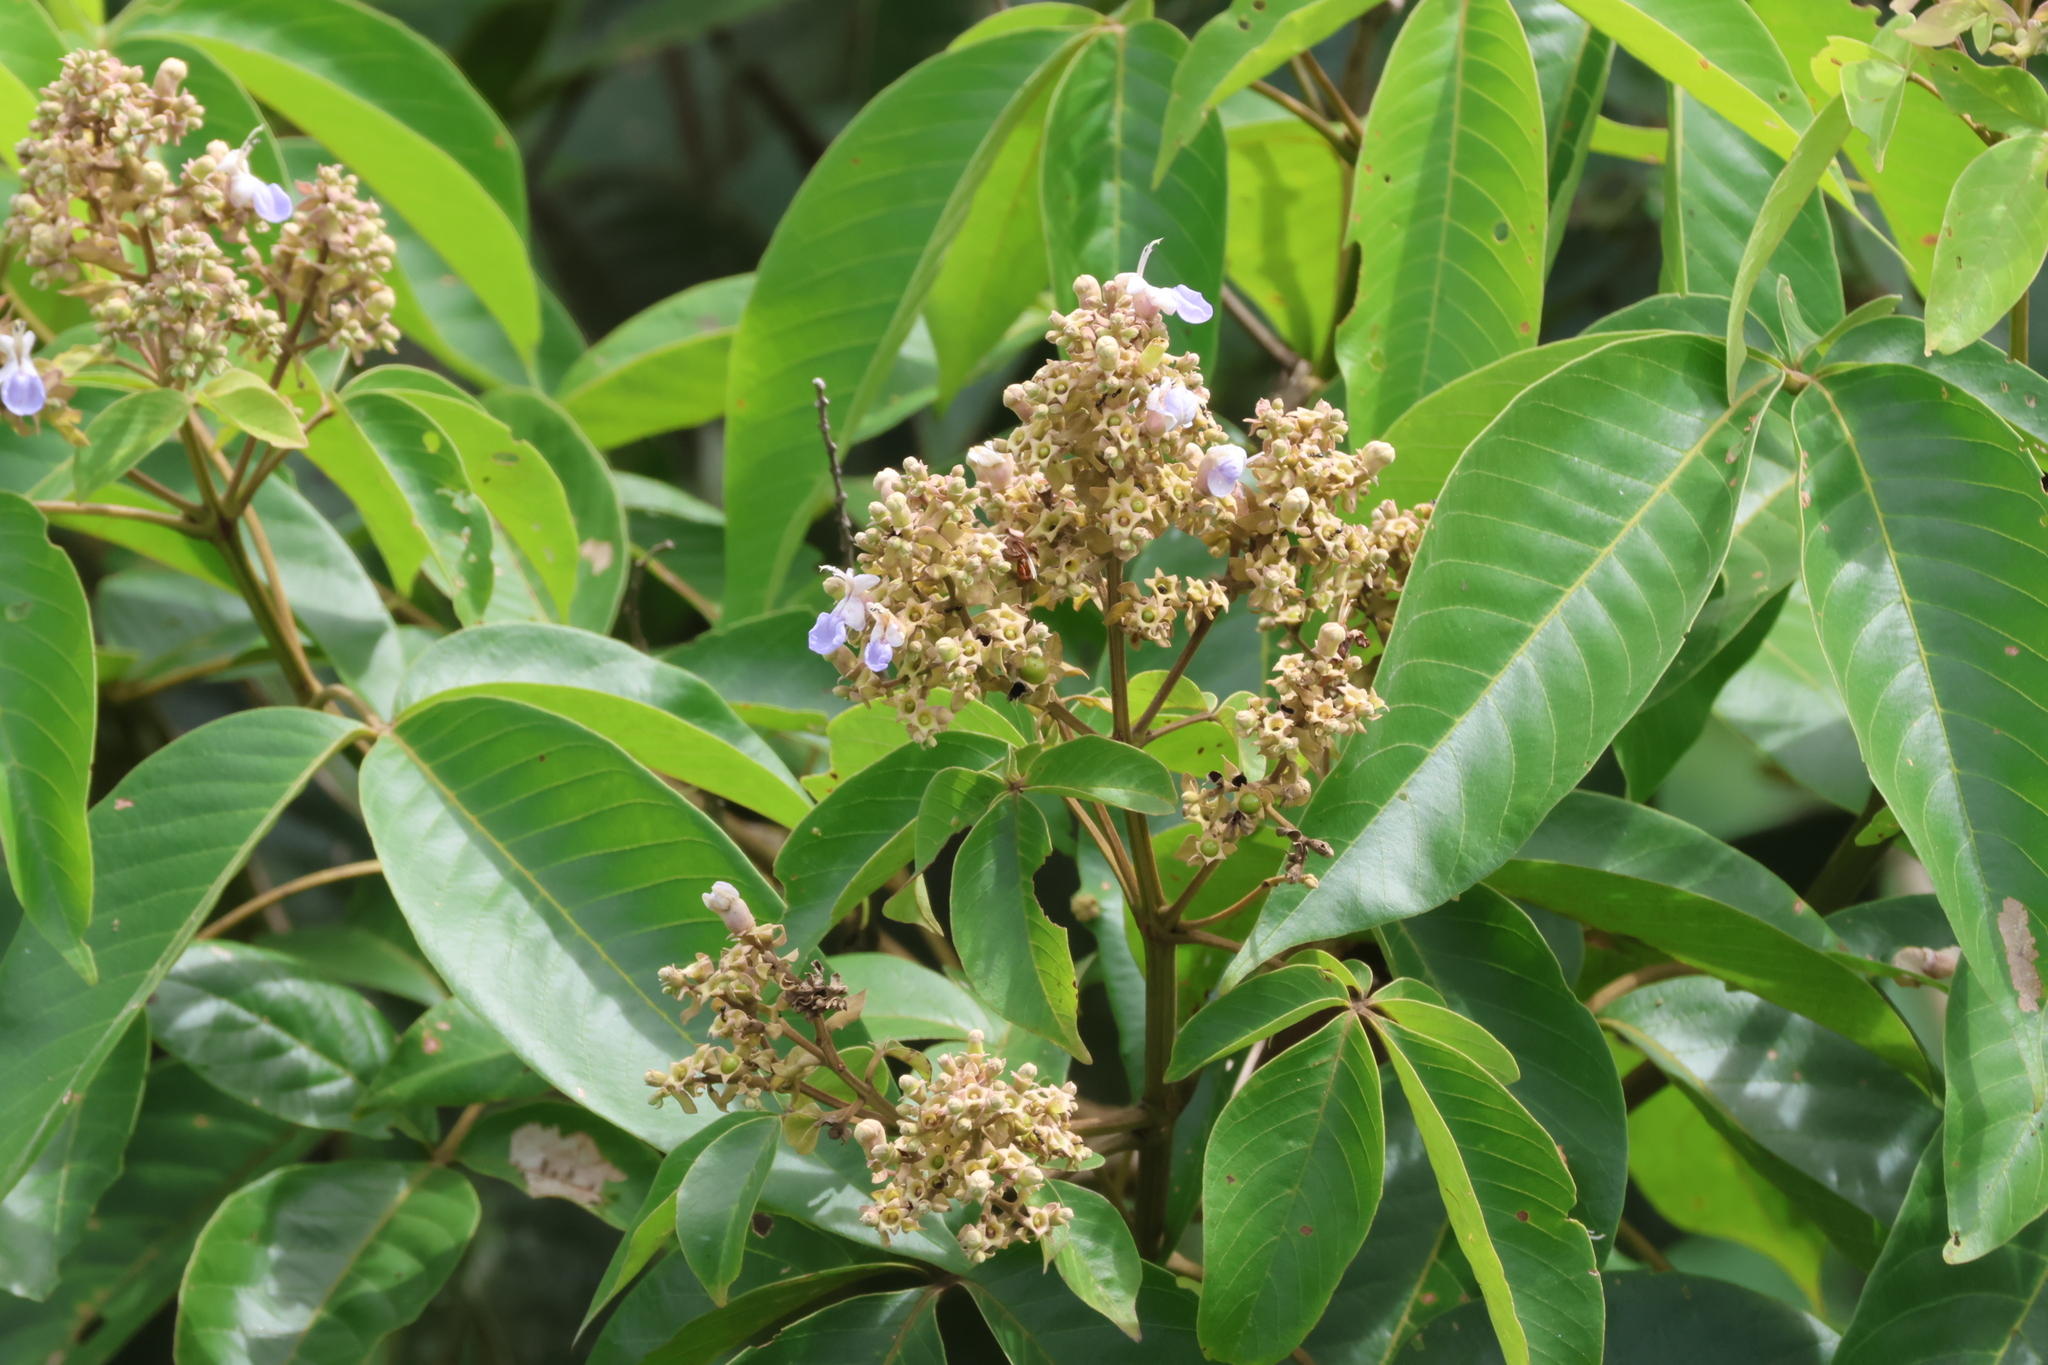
[643,883,857,1114]
[3,47,400,407]
[855,1030,1089,1261]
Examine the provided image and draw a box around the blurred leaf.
[0,2,61,159]
[0,1014,146,1301]
[556,274,751,450]
[461,1098,658,1231]
[396,621,808,827]
[1915,45,2048,136]
[732,1288,946,1365]
[1381,885,1628,1247]
[1236,335,1774,981]
[200,368,307,449]
[0,708,361,1194]
[253,918,447,1008]
[148,939,398,1132]
[1336,0,1548,433]
[0,1062,319,1365]
[676,1113,779,1305]
[361,695,783,1149]
[967,1254,1204,1363]
[1167,962,1351,1081]
[1713,587,1869,811]
[356,995,545,1114]
[0,493,96,981]
[1224,119,1345,361]
[481,388,632,634]
[950,793,1089,1061]
[1024,735,1178,814]
[126,0,537,348]
[1925,132,2048,354]
[1201,1012,1383,1364]
[639,1263,920,1365]
[661,608,853,731]
[951,2,1103,49]
[176,1161,479,1365]
[1614,585,1787,800]
[1513,0,1613,269]
[721,28,1078,619]
[73,387,190,499]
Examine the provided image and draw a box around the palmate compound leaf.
[0,492,96,980]
[1335,0,1549,434]
[1793,364,2048,1258]
[1198,1010,1384,1365]
[0,708,364,1195]
[359,694,785,1150]
[175,1161,480,1365]
[1375,1016,1602,1365]
[721,27,1080,618]
[1231,332,1777,985]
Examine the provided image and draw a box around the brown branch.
[124,468,203,516]
[1159,860,1220,929]
[636,542,721,622]
[813,378,857,565]
[35,500,192,532]
[106,652,246,703]
[1617,1218,1673,1273]
[1584,962,1699,1015]
[1140,708,1221,744]
[1250,80,1354,159]
[1165,928,1243,952]
[1067,796,1141,907]
[1133,614,1216,740]
[1221,284,1310,376]
[1622,1059,1669,1112]
[1177,874,1288,931]
[1299,50,1364,143]
[198,860,382,940]
[375,581,444,630]
[432,1103,487,1165]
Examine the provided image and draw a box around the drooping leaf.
[148,939,398,1132]
[950,793,1089,1061]
[1376,1017,1602,1365]
[1925,132,2048,355]
[1336,0,1549,433]
[828,952,994,1045]
[1380,885,1628,1248]
[0,1062,318,1365]
[1042,1181,1142,1339]
[913,766,1008,871]
[555,274,751,449]
[1024,734,1178,814]
[1167,962,1352,1081]
[72,387,191,498]
[396,621,808,828]
[1235,334,1775,982]
[721,28,1077,618]
[354,994,545,1115]
[1200,1011,1384,1364]
[0,708,362,1194]
[967,1254,1204,1364]
[360,694,784,1149]
[638,1263,921,1365]
[125,0,537,349]
[0,1014,146,1301]
[175,1161,480,1365]
[733,1287,948,1365]
[0,492,96,980]
[1042,20,1226,367]
[676,1113,781,1306]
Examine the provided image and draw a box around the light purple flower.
[862,635,896,672]
[1113,238,1213,326]
[222,138,295,225]
[0,324,46,418]
[1147,381,1201,433]
[807,609,847,656]
[1198,443,1247,498]
[861,609,908,674]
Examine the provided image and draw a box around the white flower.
[220,135,295,225]
[1112,238,1214,324]
[1198,443,1247,497]
[821,565,879,631]
[966,444,1014,491]
[0,323,46,418]
[1147,380,1201,433]
[702,881,756,936]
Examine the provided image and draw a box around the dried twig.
[813,377,857,564]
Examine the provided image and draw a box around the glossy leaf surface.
[1167,962,1351,1081]
[950,793,1089,1060]
[1925,132,2048,355]
[676,1113,780,1305]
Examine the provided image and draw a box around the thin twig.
[105,652,246,703]
[1178,874,1288,931]
[1221,285,1307,374]
[1133,614,1216,740]
[635,542,721,622]
[1071,1106,1149,1136]
[814,378,857,565]
[1159,860,1220,929]
[197,860,382,940]
[1617,1218,1674,1273]
[34,500,191,531]
[1066,796,1140,905]
[1250,80,1354,159]
[1142,709,1221,743]
[1299,50,1364,142]
[626,538,676,651]
[374,580,444,630]
[1583,962,1699,1015]
[1166,928,1242,952]
[432,1103,487,1165]
[1288,54,1331,119]
[1621,1059,1669,1112]
[124,468,203,516]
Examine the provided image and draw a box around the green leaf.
[247,476,407,717]
[1336,0,1549,433]
[914,766,1008,870]
[0,493,96,981]
[1713,586,1870,811]
[1235,334,1776,981]
[1379,886,1628,1246]
[1945,958,2048,1265]
[775,731,1008,946]
[1371,984,1521,1086]
[460,1098,658,1230]
[1156,0,1388,183]
[1167,962,1352,1081]
[1613,584,1787,800]
[1042,1182,1142,1340]
[73,387,191,499]
[1200,1012,1383,1364]
[125,0,537,349]
[360,694,784,1149]
[638,1263,921,1365]
[1224,118,1345,362]
[175,1161,479,1365]
[1377,1017,1602,1365]
[1604,974,1937,1259]
[1840,55,1907,169]
[661,608,854,731]
[1024,734,1178,814]
[1925,132,2048,354]
[950,793,1089,1061]
[556,274,751,449]
[734,1288,947,1365]
[829,952,992,1043]
[1043,20,1226,367]
[0,1014,146,1301]
[966,1253,1204,1364]
[1370,331,1647,512]
[0,708,362,1194]
[355,995,545,1114]
[676,1113,780,1306]
[1514,0,1613,270]
[147,939,398,1132]
[197,368,306,449]
[254,918,447,1009]
[721,28,1076,619]
[480,388,632,634]
[1915,46,2048,138]
[1835,1138,2048,1362]
[317,389,491,620]
[1821,313,2048,452]
[1723,96,1851,398]
[1795,365,2048,1159]
[1663,91,1842,350]
[395,621,808,828]
[952,2,1104,48]
[0,1062,318,1365]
